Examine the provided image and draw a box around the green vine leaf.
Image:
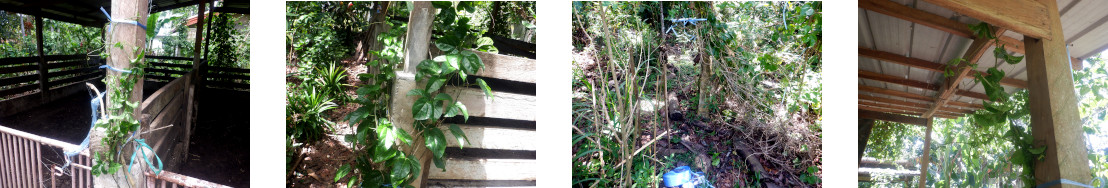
[448,124,470,148]
[477,78,493,101]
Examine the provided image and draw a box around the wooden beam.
[859,99,972,115]
[859,109,928,126]
[859,85,931,101]
[922,0,1051,40]
[860,94,930,109]
[859,47,1028,88]
[923,27,1005,118]
[860,101,964,119]
[859,70,989,100]
[859,70,937,90]
[859,0,972,38]
[859,119,875,164]
[855,102,961,118]
[918,119,934,188]
[1023,0,1092,184]
[859,85,984,109]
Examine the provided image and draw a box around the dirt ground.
[0,81,250,187]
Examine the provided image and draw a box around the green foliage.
[288,2,349,78]
[865,120,922,161]
[286,84,337,143]
[799,166,821,185]
[206,13,250,69]
[151,6,196,57]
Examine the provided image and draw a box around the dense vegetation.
[572,2,822,187]
[286,2,533,187]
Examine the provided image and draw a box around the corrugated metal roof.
[859,0,1108,118]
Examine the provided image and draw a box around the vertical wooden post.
[34,15,45,102]
[858,118,874,163]
[1024,0,1093,185]
[401,2,436,187]
[403,2,436,73]
[106,0,148,118]
[918,118,933,188]
[185,0,207,165]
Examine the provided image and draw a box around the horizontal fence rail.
[0,55,105,117]
[143,56,249,91]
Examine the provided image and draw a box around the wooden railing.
[144,56,249,91]
[0,55,104,117]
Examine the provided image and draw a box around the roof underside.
[0,0,249,27]
[859,0,1108,119]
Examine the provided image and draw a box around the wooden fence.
[139,74,192,172]
[146,56,250,91]
[0,54,105,117]
[0,125,229,188]
[392,49,537,187]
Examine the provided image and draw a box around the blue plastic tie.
[128,138,163,175]
[61,91,106,170]
[100,65,132,74]
[100,7,147,32]
[1036,179,1094,188]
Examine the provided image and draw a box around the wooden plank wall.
[0,55,104,117]
[140,74,191,172]
[432,51,536,187]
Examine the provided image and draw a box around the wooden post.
[92,0,148,186]
[401,2,436,187]
[34,15,45,102]
[184,0,208,165]
[859,118,874,164]
[404,2,436,72]
[918,118,933,188]
[1024,0,1093,185]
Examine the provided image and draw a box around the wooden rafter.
[859,100,966,118]
[859,109,929,126]
[922,0,1051,40]
[859,70,989,100]
[859,85,983,109]
[922,26,1006,118]
[859,47,1029,88]
[860,96,975,115]
[860,104,960,120]
[859,0,1082,70]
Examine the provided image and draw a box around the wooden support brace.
[922,27,1005,118]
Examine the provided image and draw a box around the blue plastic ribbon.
[61,91,106,170]
[100,65,132,74]
[100,7,147,31]
[128,138,163,175]
[1036,179,1094,188]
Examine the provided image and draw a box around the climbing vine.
[90,43,148,176]
[333,2,496,187]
